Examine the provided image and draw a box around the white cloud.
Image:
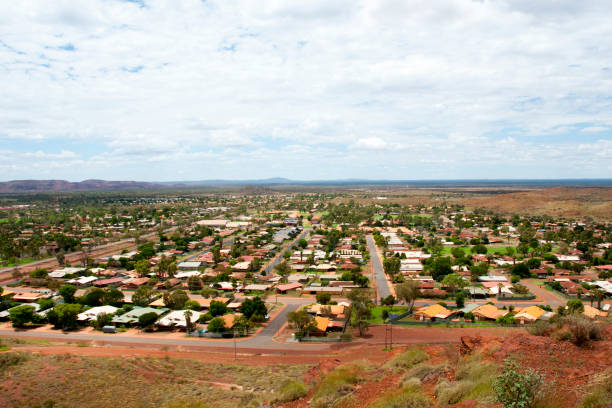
[0,0,611,180]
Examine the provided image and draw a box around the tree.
[451,247,466,259]
[591,288,606,310]
[138,312,159,331]
[184,300,201,311]
[383,257,401,276]
[274,260,291,276]
[207,317,226,333]
[567,299,584,314]
[297,238,308,249]
[134,259,151,277]
[93,312,112,330]
[441,273,467,294]
[164,289,189,310]
[316,292,331,305]
[472,244,487,254]
[347,289,373,337]
[187,275,203,291]
[209,300,227,317]
[52,303,83,330]
[232,315,251,336]
[510,263,531,278]
[102,288,124,306]
[29,268,48,279]
[79,287,105,306]
[240,297,267,319]
[287,309,316,338]
[132,286,155,307]
[396,280,420,312]
[59,285,77,303]
[9,305,36,327]
[184,310,194,332]
[431,257,453,281]
[469,262,489,282]
[455,291,466,308]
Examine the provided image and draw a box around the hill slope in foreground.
[0,326,611,408]
[464,187,612,219]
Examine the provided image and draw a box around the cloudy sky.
[1,0,611,181]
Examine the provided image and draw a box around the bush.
[527,321,550,337]
[207,317,226,333]
[435,379,475,405]
[0,352,29,371]
[494,359,543,408]
[405,363,447,382]
[370,386,432,408]
[138,312,159,330]
[564,315,602,346]
[310,363,364,408]
[579,369,612,408]
[276,380,308,402]
[383,348,429,370]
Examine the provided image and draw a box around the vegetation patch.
[383,347,429,371]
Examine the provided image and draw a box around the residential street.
[366,234,392,302]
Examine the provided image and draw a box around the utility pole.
[234,329,237,361]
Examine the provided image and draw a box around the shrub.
[527,321,550,337]
[494,359,543,408]
[138,312,159,330]
[311,364,364,408]
[564,315,602,346]
[435,379,475,405]
[0,352,29,371]
[404,363,447,382]
[383,348,429,370]
[579,369,612,408]
[370,386,432,408]
[276,380,308,402]
[207,317,226,333]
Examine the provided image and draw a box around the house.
[275,282,303,293]
[472,304,506,321]
[177,261,202,271]
[514,306,546,324]
[583,305,608,320]
[157,310,203,329]
[93,277,125,287]
[243,284,271,292]
[77,305,118,322]
[312,316,330,335]
[122,277,150,289]
[67,276,99,286]
[174,271,201,279]
[414,304,454,321]
[112,306,168,325]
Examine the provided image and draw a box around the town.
[1,189,610,343]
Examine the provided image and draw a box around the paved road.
[0,297,317,351]
[366,235,392,302]
[263,229,309,275]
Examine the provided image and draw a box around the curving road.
[0,297,319,351]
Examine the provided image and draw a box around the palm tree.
[591,288,606,310]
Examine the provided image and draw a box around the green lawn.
[369,305,409,324]
[440,246,515,255]
[0,257,36,267]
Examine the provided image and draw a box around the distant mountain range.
[0,178,610,192]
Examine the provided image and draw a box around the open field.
[463,187,612,219]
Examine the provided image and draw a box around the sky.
[1,0,612,182]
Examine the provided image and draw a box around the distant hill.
[0,178,611,193]
[0,179,167,193]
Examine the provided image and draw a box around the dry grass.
[0,353,310,408]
